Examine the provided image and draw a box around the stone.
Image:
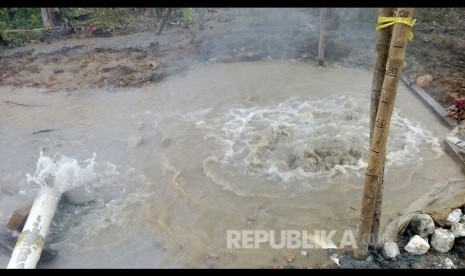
[443,257,455,269]
[410,213,435,238]
[382,241,400,260]
[415,74,433,88]
[431,228,455,253]
[404,235,430,255]
[451,222,465,238]
[128,134,144,148]
[447,209,463,225]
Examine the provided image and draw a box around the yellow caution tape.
[376,16,416,41]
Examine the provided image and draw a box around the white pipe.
[7,187,61,269]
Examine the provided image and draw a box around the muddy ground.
[1,8,465,269]
[1,8,464,109]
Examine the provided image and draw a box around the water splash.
[26,151,98,194]
[189,95,442,195]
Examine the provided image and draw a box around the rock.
[415,74,433,88]
[451,222,465,238]
[431,228,455,253]
[410,214,435,238]
[447,209,463,225]
[128,134,144,148]
[64,185,96,205]
[7,203,33,231]
[300,250,308,257]
[404,235,430,255]
[382,241,400,260]
[443,257,455,269]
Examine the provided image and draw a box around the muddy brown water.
[0,62,463,268]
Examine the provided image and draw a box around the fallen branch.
[32,129,59,135]
[5,101,45,107]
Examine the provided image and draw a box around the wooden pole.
[318,8,326,66]
[369,7,395,248]
[354,7,414,259]
[155,8,173,35]
[7,187,61,268]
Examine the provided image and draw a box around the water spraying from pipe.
[7,151,97,269]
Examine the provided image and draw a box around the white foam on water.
[26,151,98,194]
[187,94,442,196]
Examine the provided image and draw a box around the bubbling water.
[190,95,442,196]
[26,151,98,194]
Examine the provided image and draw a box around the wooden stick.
[354,7,414,259]
[370,7,395,248]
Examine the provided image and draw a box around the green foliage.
[181,8,192,24]
[0,20,7,40]
[84,8,134,30]
[0,8,42,30]
[0,8,42,45]
[60,8,87,19]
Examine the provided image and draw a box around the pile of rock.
[382,208,465,265]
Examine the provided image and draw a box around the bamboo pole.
[354,7,414,259]
[155,8,173,35]
[318,8,326,66]
[369,7,395,248]
[7,187,61,269]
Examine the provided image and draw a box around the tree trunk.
[354,7,414,260]
[318,8,326,66]
[155,8,173,35]
[369,8,396,248]
[41,8,56,29]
